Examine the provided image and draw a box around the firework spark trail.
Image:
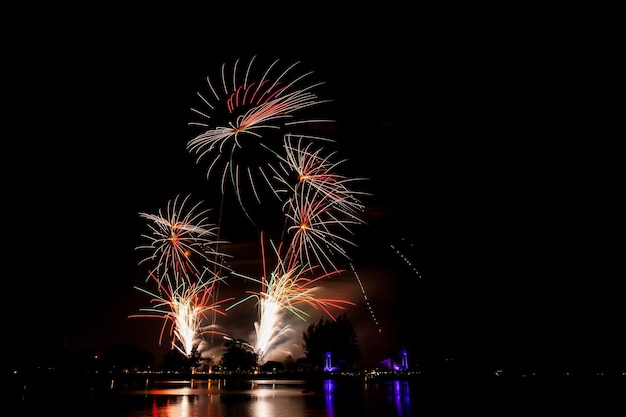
[226,232,355,362]
[284,196,356,273]
[248,134,369,273]
[350,263,383,333]
[269,134,370,215]
[390,240,424,279]
[186,56,334,218]
[136,194,231,285]
[129,270,234,357]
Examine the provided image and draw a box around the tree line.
[8,313,360,375]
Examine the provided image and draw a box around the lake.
[8,371,626,416]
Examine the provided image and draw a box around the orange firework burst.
[130,270,234,358]
[227,233,354,361]
[187,56,334,218]
[136,193,230,284]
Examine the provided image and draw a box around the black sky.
[6,8,622,371]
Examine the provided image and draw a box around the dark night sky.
[6,8,622,370]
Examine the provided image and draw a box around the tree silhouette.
[259,360,285,374]
[220,338,258,374]
[302,313,361,370]
[161,348,186,372]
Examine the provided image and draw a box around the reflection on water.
[137,387,314,417]
[325,379,334,417]
[333,378,414,417]
[388,380,412,417]
[116,378,414,417]
[12,375,416,417]
[13,373,624,416]
[125,379,323,417]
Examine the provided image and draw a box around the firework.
[136,193,230,284]
[129,270,234,358]
[350,262,382,334]
[283,183,367,273]
[263,134,369,271]
[131,55,374,367]
[227,233,354,362]
[186,56,334,217]
[270,134,369,216]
